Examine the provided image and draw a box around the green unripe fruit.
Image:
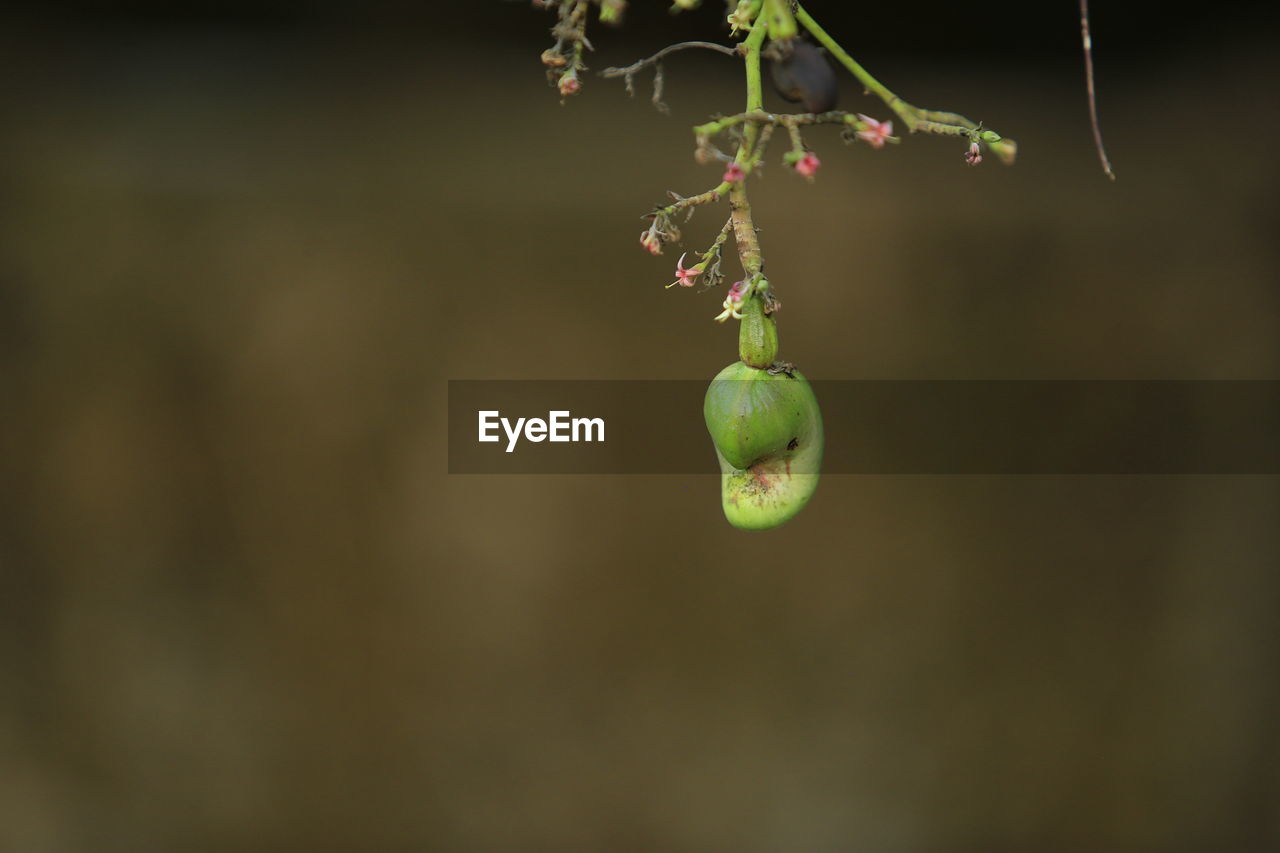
[703,361,823,530]
[738,295,778,368]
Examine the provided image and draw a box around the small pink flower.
[855,114,894,149]
[794,151,821,178]
[671,253,701,288]
[715,280,749,322]
[558,72,580,97]
[639,227,662,255]
[964,141,983,166]
[722,162,746,183]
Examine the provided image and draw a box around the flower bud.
[558,71,581,97]
[793,151,821,178]
[639,228,663,255]
[599,0,626,24]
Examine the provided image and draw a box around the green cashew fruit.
[703,360,823,530]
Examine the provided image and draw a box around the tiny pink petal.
[723,162,746,183]
[673,253,701,287]
[855,114,893,149]
[794,151,821,178]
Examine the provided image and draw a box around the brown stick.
[1080,0,1116,181]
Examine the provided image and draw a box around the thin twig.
[1080,0,1116,181]
[696,109,856,136]
[600,41,739,80]
[653,185,731,221]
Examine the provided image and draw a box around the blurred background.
[1,1,1277,849]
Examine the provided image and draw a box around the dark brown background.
[1,2,1277,849]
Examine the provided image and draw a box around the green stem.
[726,10,777,370]
[737,18,767,160]
[794,2,1015,159]
[656,184,730,219]
[760,0,797,42]
[696,109,866,138]
[729,16,767,282]
[794,5,914,127]
[729,185,761,279]
[662,25,769,225]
